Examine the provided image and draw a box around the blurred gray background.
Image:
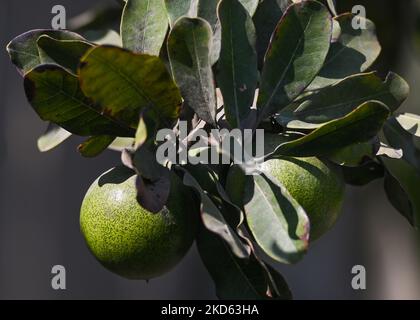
[0,0,419,299]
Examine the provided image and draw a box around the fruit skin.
[262,157,345,241]
[80,166,197,280]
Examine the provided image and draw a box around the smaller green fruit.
[80,166,197,280]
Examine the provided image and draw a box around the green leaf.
[217,0,258,129]
[197,225,289,299]
[253,0,291,69]
[183,170,250,259]
[79,46,182,128]
[37,35,93,74]
[309,13,381,90]
[78,135,115,158]
[243,173,309,264]
[121,0,168,55]
[197,0,259,64]
[384,171,416,226]
[24,64,134,137]
[198,0,258,30]
[257,1,332,122]
[383,157,420,229]
[382,115,420,228]
[328,139,379,167]
[265,265,292,300]
[6,29,86,74]
[168,18,217,125]
[165,0,196,27]
[277,72,409,130]
[37,123,72,152]
[270,101,390,158]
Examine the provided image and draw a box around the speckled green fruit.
[262,157,345,240]
[80,167,197,280]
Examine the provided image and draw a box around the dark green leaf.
[37,35,93,74]
[168,18,217,125]
[79,46,182,128]
[183,170,250,259]
[24,64,134,137]
[277,72,408,130]
[78,135,115,158]
[253,0,291,69]
[37,123,72,152]
[384,171,415,226]
[197,225,285,299]
[309,13,381,90]
[121,0,168,55]
[270,101,390,158]
[264,265,292,299]
[217,0,258,129]
[6,29,86,74]
[382,157,420,229]
[257,1,332,122]
[243,173,309,264]
[382,115,420,228]
[197,0,258,65]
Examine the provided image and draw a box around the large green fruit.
[262,157,345,240]
[80,166,197,280]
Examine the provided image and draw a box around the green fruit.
[80,166,197,280]
[262,157,345,240]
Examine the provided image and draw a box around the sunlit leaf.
[78,135,115,158]
[257,1,332,122]
[79,46,182,128]
[121,0,168,55]
[7,29,86,74]
[277,72,408,130]
[270,101,390,158]
[168,18,217,125]
[309,13,381,90]
[37,123,72,152]
[243,173,309,264]
[24,64,134,137]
